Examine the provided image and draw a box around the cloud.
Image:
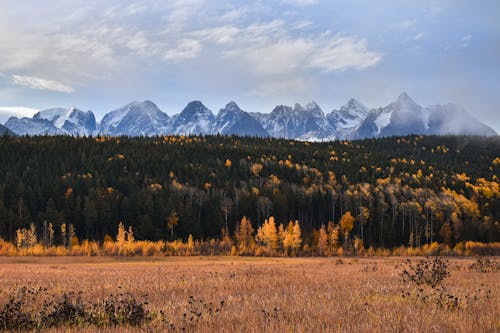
[219,8,247,22]
[307,36,382,72]
[164,39,203,62]
[0,106,39,123]
[11,75,74,93]
[225,34,381,76]
[292,20,313,30]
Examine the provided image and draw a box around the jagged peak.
[180,100,213,118]
[223,101,241,112]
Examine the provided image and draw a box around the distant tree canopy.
[0,134,499,248]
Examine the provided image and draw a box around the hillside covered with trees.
[0,134,499,253]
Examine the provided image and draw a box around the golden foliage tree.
[292,220,302,255]
[235,216,255,255]
[318,224,328,256]
[256,216,279,254]
[340,211,355,252]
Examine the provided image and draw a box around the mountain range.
[3,93,497,140]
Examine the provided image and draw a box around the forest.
[0,134,499,254]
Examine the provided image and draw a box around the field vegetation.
[0,256,497,332]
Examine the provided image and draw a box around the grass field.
[0,256,498,332]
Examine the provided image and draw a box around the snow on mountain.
[327,98,369,139]
[5,117,66,136]
[255,101,333,139]
[99,100,169,136]
[168,101,214,135]
[213,101,268,137]
[356,93,427,139]
[34,107,96,136]
[3,94,496,139]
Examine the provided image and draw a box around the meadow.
[0,256,498,332]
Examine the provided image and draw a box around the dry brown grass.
[0,256,498,332]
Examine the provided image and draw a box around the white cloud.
[292,20,313,30]
[220,8,246,22]
[0,107,39,123]
[308,36,382,72]
[11,75,74,93]
[164,39,203,62]
[225,34,381,76]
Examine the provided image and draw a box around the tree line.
[0,134,499,251]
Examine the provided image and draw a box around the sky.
[0,0,499,132]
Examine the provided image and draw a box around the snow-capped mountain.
[213,101,268,137]
[5,107,96,136]
[356,93,426,139]
[256,102,333,139]
[2,93,497,139]
[168,101,214,135]
[34,107,96,136]
[99,100,169,136]
[327,98,369,139]
[5,117,66,136]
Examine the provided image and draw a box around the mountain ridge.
[3,93,497,140]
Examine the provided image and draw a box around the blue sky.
[0,0,499,131]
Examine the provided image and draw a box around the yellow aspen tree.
[256,216,279,254]
[340,211,355,253]
[328,221,340,252]
[16,228,25,249]
[282,221,294,255]
[318,224,328,256]
[61,223,67,248]
[235,216,254,255]
[116,222,127,255]
[187,234,195,255]
[127,226,135,255]
[27,224,37,248]
[292,220,302,255]
[278,223,286,252]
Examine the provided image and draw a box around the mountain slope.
[356,93,427,139]
[327,98,369,139]
[99,101,169,136]
[256,102,333,139]
[168,101,214,135]
[34,107,96,136]
[5,117,66,136]
[213,101,268,137]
